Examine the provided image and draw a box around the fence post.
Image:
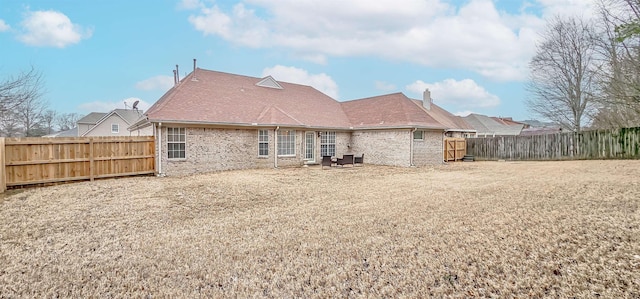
[0,138,5,193]
[89,138,94,181]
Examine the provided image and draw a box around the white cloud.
[0,19,10,32]
[135,75,174,91]
[535,0,595,18]
[177,0,203,10]
[298,53,327,65]
[406,79,500,108]
[375,81,396,92]
[262,65,339,99]
[18,10,92,48]
[78,98,151,113]
[188,3,268,48]
[184,0,547,81]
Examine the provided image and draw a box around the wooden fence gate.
[444,138,466,162]
[0,136,155,192]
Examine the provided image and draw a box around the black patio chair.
[337,154,354,167]
[321,156,333,169]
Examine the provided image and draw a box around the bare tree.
[56,112,83,131]
[0,67,44,117]
[592,0,640,128]
[0,110,23,137]
[15,94,48,137]
[610,0,640,42]
[526,16,600,132]
[41,110,57,135]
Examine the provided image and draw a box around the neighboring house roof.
[133,68,473,132]
[77,112,107,124]
[491,117,529,128]
[142,69,352,129]
[411,99,475,132]
[463,114,524,136]
[520,127,564,136]
[82,109,144,136]
[43,127,78,137]
[520,119,558,128]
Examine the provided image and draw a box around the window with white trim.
[277,130,296,156]
[413,130,424,140]
[167,127,186,159]
[258,130,269,157]
[111,124,119,133]
[320,131,336,157]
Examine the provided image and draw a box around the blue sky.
[0,0,596,120]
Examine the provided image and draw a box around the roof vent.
[256,76,283,89]
[191,58,198,82]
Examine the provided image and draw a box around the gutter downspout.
[443,129,447,163]
[157,122,163,175]
[410,128,417,167]
[274,126,279,168]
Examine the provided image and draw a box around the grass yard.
[1,160,639,297]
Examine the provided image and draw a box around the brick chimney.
[423,88,432,110]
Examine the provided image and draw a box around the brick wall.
[157,126,445,175]
[350,130,411,167]
[159,127,320,176]
[412,130,444,166]
[160,127,264,175]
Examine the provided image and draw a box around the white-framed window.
[111,124,119,133]
[320,131,336,157]
[167,127,186,159]
[277,130,296,156]
[258,129,269,157]
[413,130,424,140]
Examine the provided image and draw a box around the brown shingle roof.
[139,68,473,132]
[410,99,475,131]
[77,112,107,124]
[341,93,446,129]
[145,69,352,129]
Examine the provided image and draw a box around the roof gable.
[82,109,143,136]
[256,76,283,90]
[77,112,107,124]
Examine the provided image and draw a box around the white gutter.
[157,122,163,175]
[274,126,279,168]
[410,128,417,167]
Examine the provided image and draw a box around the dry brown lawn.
[1,160,639,297]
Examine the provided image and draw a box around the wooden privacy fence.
[0,136,155,192]
[466,127,640,161]
[444,138,466,161]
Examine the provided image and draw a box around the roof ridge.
[272,105,304,125]
[344,92,404,103]
[81,110,117,136]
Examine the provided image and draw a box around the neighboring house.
[491,117,530,129]
[77,109,151,137]
[463,113,524,137]
[130,68,474,176]
[43,127,78,137]
[519,127,564,136]
[519,119,564,136]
